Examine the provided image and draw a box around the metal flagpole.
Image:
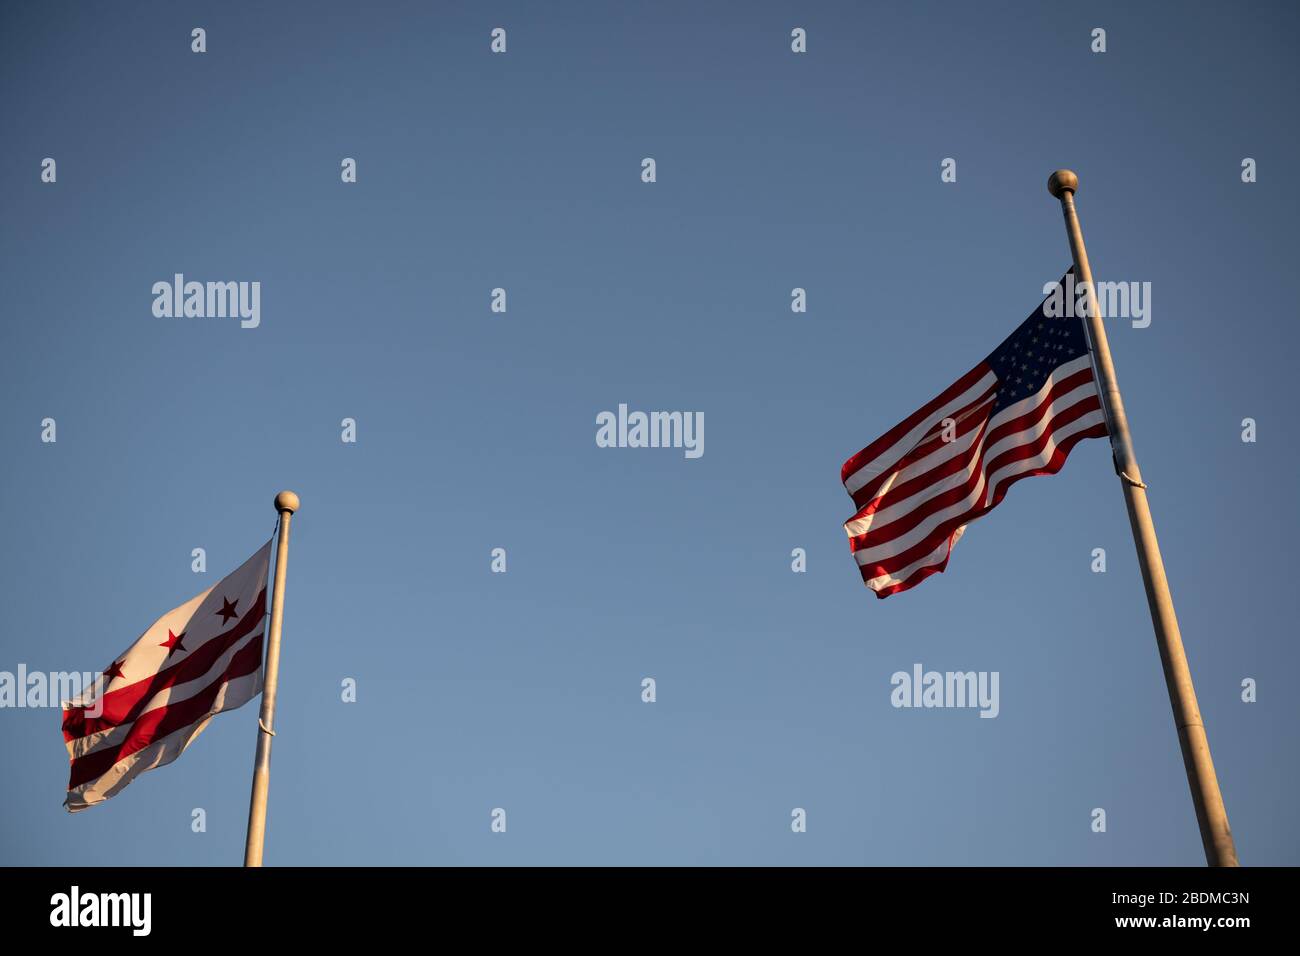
[1047,170,1238,866]
[243,490,299,867]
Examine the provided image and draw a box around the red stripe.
[861,405,1104,577]
[847,404,994,530]
[848,382,998,511]
[857,400,1102,572]
[62,589,266,742]
[857,421,1107,594]
[850,421,995,553]
[840,363,990,487]
[904,394,995,462]
[981,367,1096,450]
[862,421,1107,595]
[66,633,264,790]
[848,376,1100,551]
[982,396,1102,480]
[867,528,965,599]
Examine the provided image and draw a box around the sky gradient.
[1,0,1297,865]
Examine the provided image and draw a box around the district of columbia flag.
[61,541,273,812]
[841,273,1109,598]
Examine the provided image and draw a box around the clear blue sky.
[2,0,1296,865]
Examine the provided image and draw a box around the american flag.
[841,275,1109,597]
[61,542,271,811]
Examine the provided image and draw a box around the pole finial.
[274,490,300,514]
[1047,169,1079,198]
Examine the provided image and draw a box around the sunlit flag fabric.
[61,542,272,811]
[841,276,1109,597]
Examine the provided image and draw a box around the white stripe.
[859,408,1105,587]
[855,401,1103,567]
[864,527,967,592]
[843,370,997,495]
[68,541,271,711]
[981,354,1094,432]
[66,625,265,760]
[845,357,1094,533]
[968,378,1098,488]
[64,667,263,813]
[977,408,1106,509]
[844,406,991,538]
[61,541,272,813]
[850,375,1099,559]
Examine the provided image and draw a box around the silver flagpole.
[242,490,299,867]
[1047,170,1237,866]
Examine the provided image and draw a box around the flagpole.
[1047,170,1238,867]
[243,490,299,867]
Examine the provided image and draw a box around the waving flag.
[841,276,1108,597]
[61,542,272,811]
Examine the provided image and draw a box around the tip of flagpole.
[274,491,300,514]
[1047,169,1079,198]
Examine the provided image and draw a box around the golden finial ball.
[274,491,300,514]
[1047,169,1079,198]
